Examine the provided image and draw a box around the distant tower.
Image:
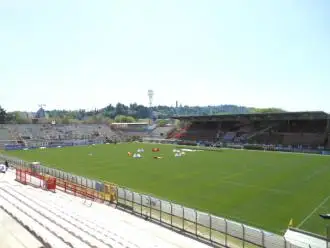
[148,90,154,108]
[34,104,47,122]
[175,101,179,116]
[38,104,46,116]
[38,104,46,109]
[147,90,154,125]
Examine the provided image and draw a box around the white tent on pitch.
[133,153,142,158]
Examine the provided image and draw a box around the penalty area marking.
[297,195,330,228]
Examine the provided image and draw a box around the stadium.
[0,107,329,248]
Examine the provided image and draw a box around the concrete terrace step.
[5,185,139,248]
[0,186,72,248]
[0,206,44,248]
[0,170,212,248]
[0,186,121,248]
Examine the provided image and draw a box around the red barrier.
[56,178,100,202]
[15,168,56,192]
[45,177,56,191]
[16,169,27,185]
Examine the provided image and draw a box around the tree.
[115,103,129,116]
[157,119,168,127]
[252,108,284,113]
[13,111,31,124]
[0,106,7,124]
[3,103,286,124]
[114,115,135,123]
[103,104,115,118]
[4,112,14,123]
[136,105,150,119]
[61,117,70,124]
[91,115,108,124]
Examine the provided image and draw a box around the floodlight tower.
[35,104,46,120]
[148,90,154,124]
[148,90,154,108]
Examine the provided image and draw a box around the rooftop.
[171,111,329,121]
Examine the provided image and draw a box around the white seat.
[1,171,212,248]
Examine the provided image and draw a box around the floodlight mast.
[148,90,154,124]
[147,90,154,108]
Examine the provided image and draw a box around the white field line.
[220,168,255,180]
[220,179,292,195]
[297,195,330,228]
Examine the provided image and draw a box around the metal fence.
[0,154,304,248]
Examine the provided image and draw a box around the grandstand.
[172,111,330,148]
[110,122,176,140]
[0,123,177,149]
[0,169,212,248]
[0,125,17,149]
[149,125,176,138]
[110,122,150,137]
[0,124,121,147]
[1,112,329,149]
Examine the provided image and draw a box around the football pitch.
[2,143,330,236]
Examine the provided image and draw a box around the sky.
[0,0,330,112]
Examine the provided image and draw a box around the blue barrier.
[4,140,104,151]
[95,182,104,192]
[4,145,25,151]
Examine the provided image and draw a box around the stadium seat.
[0,172,211,248]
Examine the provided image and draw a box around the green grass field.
[2,143,330,236]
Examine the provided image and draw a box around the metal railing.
[0,154,305,248]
